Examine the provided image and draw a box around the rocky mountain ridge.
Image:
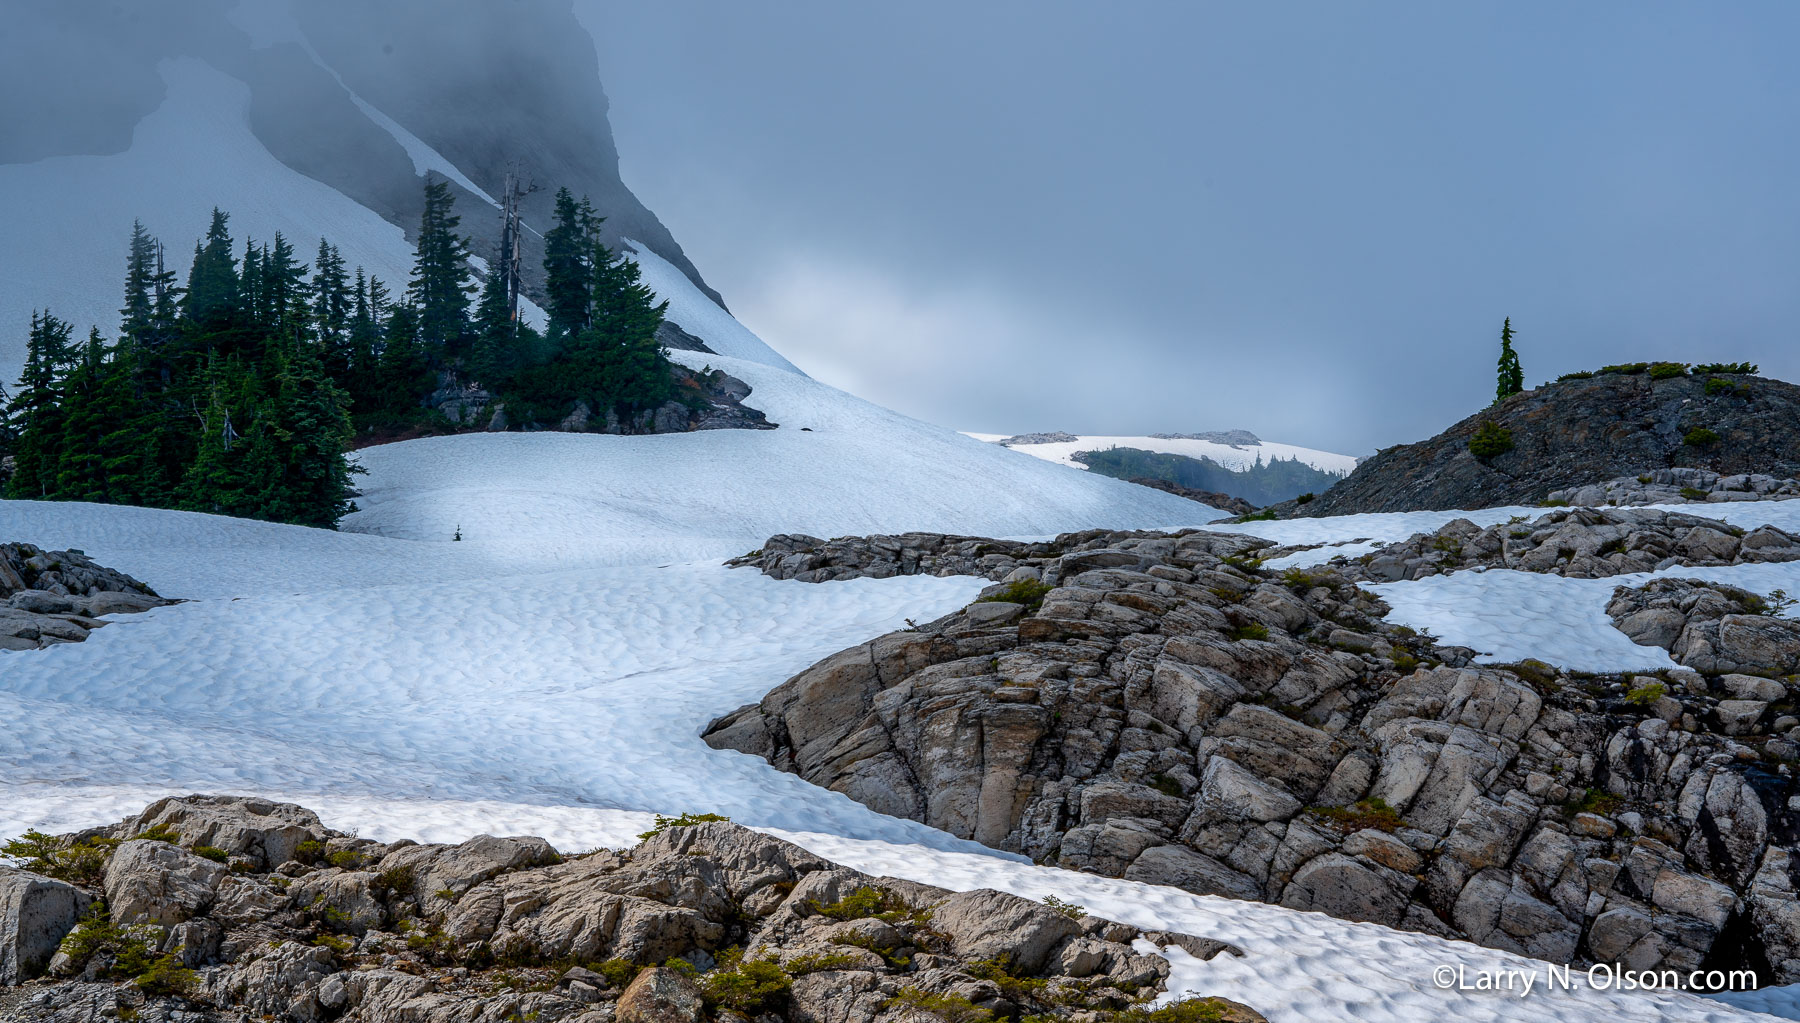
[1291,369,1800,516]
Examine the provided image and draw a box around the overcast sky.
[578,1,1800,454]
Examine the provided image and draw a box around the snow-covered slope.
[969,431,1360,476]
[0,58,420,389]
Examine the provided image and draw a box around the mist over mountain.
[0,0,718,364]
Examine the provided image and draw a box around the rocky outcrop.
[1126,478,1254,516]
[0,797,1253,1023]
[727,529,1200,584]
[411,362,776,444]
[708,527,1800,981]
[1608,578,1800,677]
[1291,369,1800,516]
[994,432,1080,446]
[1550,468,1800,508]
[0,544,171,652]
[1327,508,1800,583]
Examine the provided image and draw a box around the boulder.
[122,795,326,870]
[0,869,91,985]
[104,839,227,926]
[617,966,704,1023]
[928,889,1082,974]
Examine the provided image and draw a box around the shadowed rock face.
[0,797,1255,1022]
[1,0,721,307]
[1293,372,1800,516]
[709,527,1800,981]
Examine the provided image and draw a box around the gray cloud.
[579,0,1800,453]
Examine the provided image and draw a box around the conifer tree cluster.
[0,177,677,528]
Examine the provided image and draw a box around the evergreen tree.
[312,239,352,378]
[237,338,360,526]
[4,311,76,497]
[409,177,474,356]
[542,188,595,339]
[471,261,515,384]
[181,209,242,338]
[120,221,158,351]
[261,234,310,346]
[1495,317,1523,403]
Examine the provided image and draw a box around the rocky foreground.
[0,544,170,652]
[711,525,1800,982]
[0,796,1257,1023]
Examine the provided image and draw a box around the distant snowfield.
[968,431,1361,476]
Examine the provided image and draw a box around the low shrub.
[1307,798,1404,834]
[0,831,115,886]
[58,905,161,980]
[700,954,791,1014]
[131,824,180,844]
[1680,486,1710,500]
[1683,427,1720,447]
[882,988,993,1023]
[783,951,863,975]
[1295,492,1315,504]
[595,958,640,987]
[974,578,1053,612]
[327,849,366,870]
[1563,787,1624,818]
[1042,895,1086,919]
[373,864,416,900]
[1704,377,1749,397]
[808,885,927,925]
[1694,362,1758,375]
[637,812,731,841]
[1113,997,1244,1023]
[135,953,199,997]
[1600,362,1649,375]
[1226,623,1269,642]
[1556,370,1595,382]
[1236,508,1278,522]
[1624,681,1666,707]
[1647,361,1689,380]
[192,845,229,863]
[1468,421,1514,458]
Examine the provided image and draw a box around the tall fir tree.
[311,239,352,378]
[542,188,595,339]
[181,209,242,340]
[4,311,76,498]
[1495,317,1523,404]
[471,261,515,384]
[409,177,474,356]
[120,221,158,353]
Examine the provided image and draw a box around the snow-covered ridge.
[968,431,1360,476]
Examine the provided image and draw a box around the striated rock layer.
[711,527,1800,980]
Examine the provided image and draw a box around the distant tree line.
[0,178,675,528]
[1074,447,1347,506]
